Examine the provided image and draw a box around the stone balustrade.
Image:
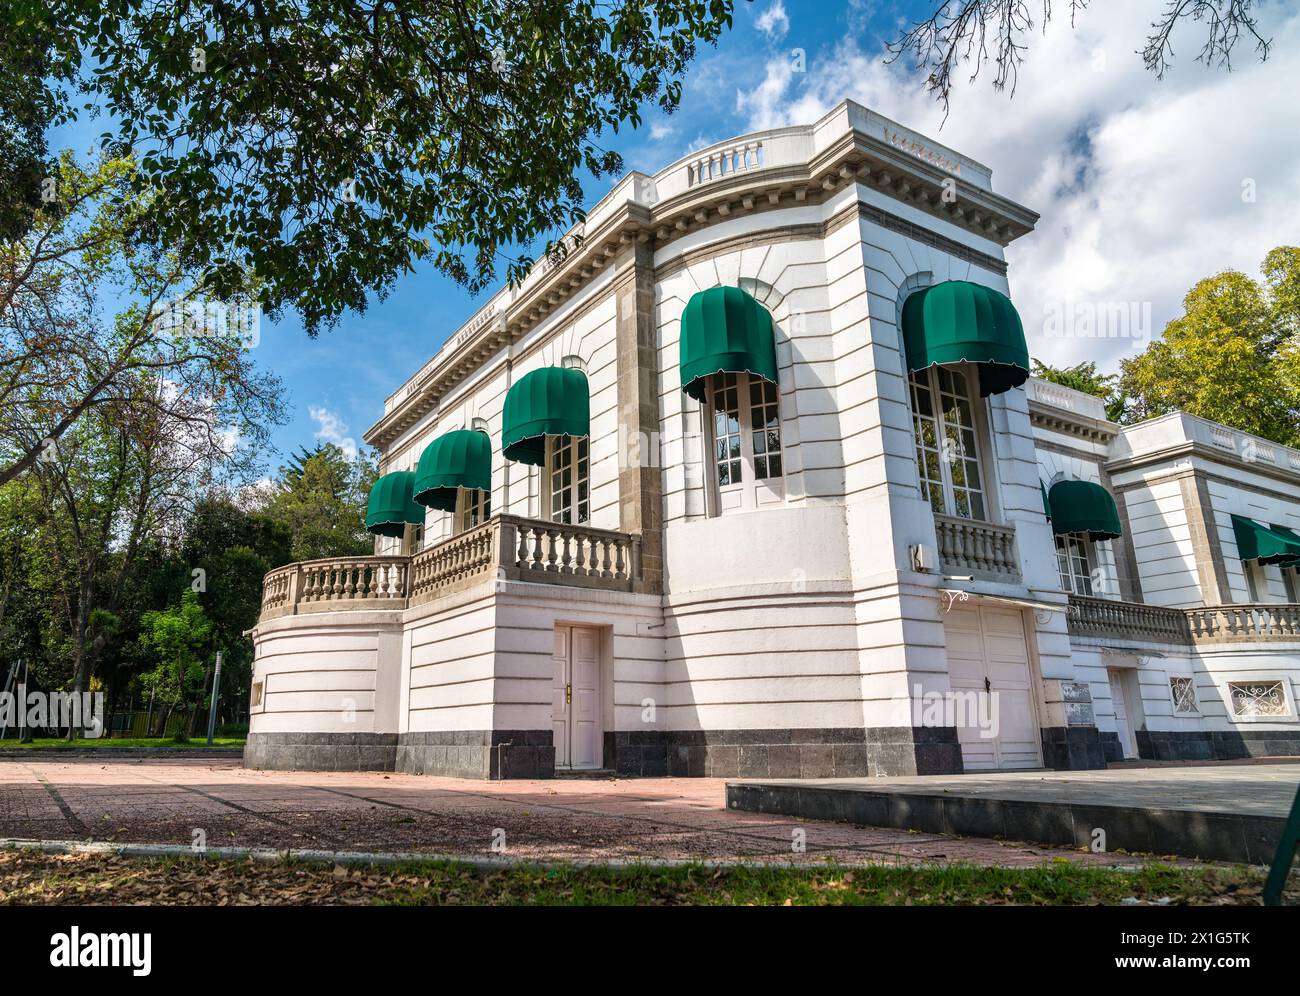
[1066,594,1190,644]
[933,514,1020,580]
[1185,603,1300,643]
[1068,595,1300,646]
[261,516,642,621]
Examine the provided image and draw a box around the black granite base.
[397,730,554,779]
[1100,730,1123,764]
[725,780,1287,864]
[1040,726,1109,771]
[244,732,397,772]
[244,731,554,778]
[1136,728,1300,762]
[604,727,963,778]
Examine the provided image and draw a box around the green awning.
[679,286,778,402]
[1041,481,1051,522]
[1047,480,1122,540]
[502,366,589,466]
[900,280,1029,397]
[413,429,492,512]
[1231,515,1300,566]
[1274,525,1300,568]
[365,471,425,538]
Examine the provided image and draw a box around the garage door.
[944,604,1042,770]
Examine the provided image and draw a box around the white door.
[551,625,602,770]
[944,604,1042,771]
[1108,669,1136,759]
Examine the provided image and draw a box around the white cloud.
[649,120,676,141]
[309,405,358,461]
[734,8,1300,370]
[755,0,790,40]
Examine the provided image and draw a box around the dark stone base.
[605,727,963,779]
[244,732,397,772]
[397,730,554,779]
[1040,726,1109,771]
[248,726,973,779]
[244,731,554,778]
[1136,729,1300,762]
[725,781,1286,864]
[1100,731,1123,764]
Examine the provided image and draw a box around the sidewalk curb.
[0,748,242,759]
[0,837,994,871]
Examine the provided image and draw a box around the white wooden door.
[944,604,1042,771]
[551,625,602,770]
[1108,669,1136,759]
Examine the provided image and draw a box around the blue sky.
[47,0,1300,472]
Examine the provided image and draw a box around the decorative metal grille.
[1169,676,1198,714]
[1229,680,1288,718]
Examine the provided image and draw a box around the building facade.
[245,101,1300,779]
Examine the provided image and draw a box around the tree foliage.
[0,153,285,488]
[1029,359,1125,422]
[1117,247,1300,446]
[889,1,1275,111]
[14,1,736,334]
[260,443,377,562]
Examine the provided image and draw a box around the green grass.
[0,848,1274,906]
[0,737,245,749]
[368,859,1264,906]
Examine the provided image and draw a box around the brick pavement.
[0,757,1198,866]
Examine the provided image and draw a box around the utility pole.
[205,651,223,745]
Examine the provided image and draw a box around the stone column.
[613,240,663,594]
[1180,470,1231,605]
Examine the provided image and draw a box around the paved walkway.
[748,762,1300,817]
[0,757,1172,867]
[728,763,1300,863]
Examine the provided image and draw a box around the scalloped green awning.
[901,280,1030,397]
[679,286,778,402]
[1047,480,1122,540]
[1274,525,1300,568]
[502,367,589,466]
[366,471,425,538]
[1232,515,1300,566]
[413,429,492,512]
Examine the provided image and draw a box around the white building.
[246,100,1300,779]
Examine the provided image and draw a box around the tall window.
[1243,559,1269,602]
[1055,534,1094,596]
[705,372,784,512]
[1284,566,1299,603]
[547,435,589,524]
[909,365,987,520]
[454,488,491,533]
[407,523,425,555]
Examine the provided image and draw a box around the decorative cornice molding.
[365,120,1038,450]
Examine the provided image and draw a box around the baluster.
[614,539,626,580]
[600,538,613,578]
[545,529,559,572]
[560,530,573,574]
[530,527,544,571]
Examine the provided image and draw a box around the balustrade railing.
[1066,595,1190,644]
[261,516,642,620]
[933,514,1020,580]
[1068,596,1300,646]
[1185,603,1300,643]
[504,516,639,588]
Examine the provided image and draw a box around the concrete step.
[554,768,618,779]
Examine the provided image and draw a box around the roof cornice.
[365,117,1040,450]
